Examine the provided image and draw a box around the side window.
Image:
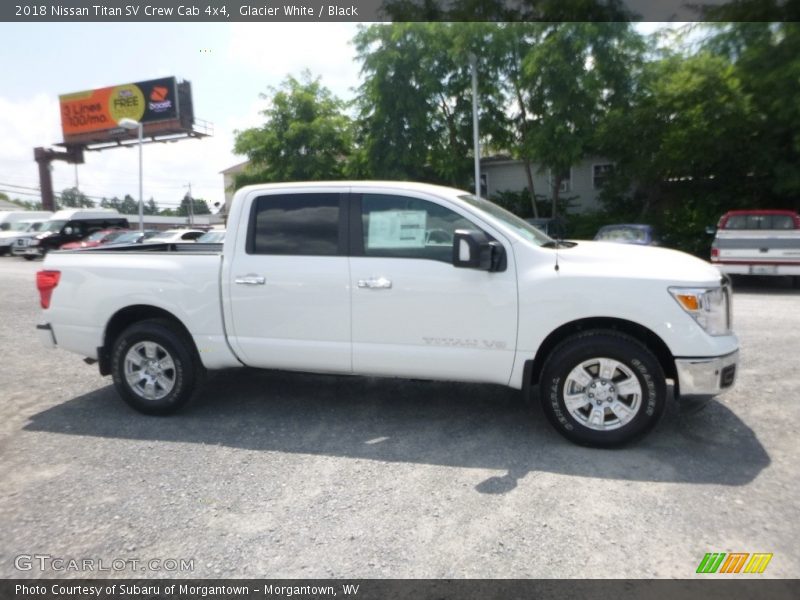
[249,193,341,256]
[360,194,475,263]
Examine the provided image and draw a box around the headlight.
[29,239,39,246]
[669,286,732,336]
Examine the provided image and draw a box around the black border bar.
[3,0,798,22]
[3,579,800,600]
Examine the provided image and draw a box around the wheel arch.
[98,305,197,376]
[525,317,676,388]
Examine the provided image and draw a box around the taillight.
[36,270,60,309]
[710,247,719,261]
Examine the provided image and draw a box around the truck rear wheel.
[539,330,666,447]
[110,319,199,415]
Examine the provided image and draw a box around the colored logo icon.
[697,553,773,574]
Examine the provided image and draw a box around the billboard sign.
[59,77,181,143]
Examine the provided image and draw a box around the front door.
[349,192,518,385]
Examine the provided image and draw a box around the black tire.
[23,255,36,261]
[110,319,200,415]
[539,330,666,447]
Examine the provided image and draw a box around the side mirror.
[452,229,505,272]
[705,225,716,235]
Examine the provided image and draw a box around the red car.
[59,228,129,250]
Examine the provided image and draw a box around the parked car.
[142,229,206,244]
[59,228,128,250]
[525,217,568,239]
[13,209,129,260]
[36,181,738,448]
[105,230,160,245]
[196,229,226,243]
[594,224,660,246]
[709,209,800,282]
[0,219,48,255]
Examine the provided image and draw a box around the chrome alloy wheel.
[563,357,642,431]
[123,341,177,401]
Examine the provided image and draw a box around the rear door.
[225,188,352,373]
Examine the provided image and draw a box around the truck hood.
[554,241,723,285]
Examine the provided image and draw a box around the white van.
[0,211,53,231]
[0,218,50,255]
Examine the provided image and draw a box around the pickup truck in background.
[36,182,739,447]
[710,209,800,284]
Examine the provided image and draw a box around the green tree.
[100,197,121,211]
[119,194,139,215]
[59,187,93,208]
[178,196,211,217]
[517,23,644,217]
[352,23,642,215]
[142,198,159,215]
[354,24,470,185]
[704,22,800,202]
[233,71,352,187]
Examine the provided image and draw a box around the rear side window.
[249,193,342,256]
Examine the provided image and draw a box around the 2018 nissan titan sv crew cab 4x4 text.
[35,182,739,447]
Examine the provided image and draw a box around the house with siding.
[480,155,615,213]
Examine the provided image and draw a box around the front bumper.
[675,350,739,398]
[12,245,43,257]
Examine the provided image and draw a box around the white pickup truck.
[36,182,739,447]
[710,209,800,283]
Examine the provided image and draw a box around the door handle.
[357,277,392,289]
[235,274,266,285]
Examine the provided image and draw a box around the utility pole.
[469,53,481,198]
[185,183,194,227]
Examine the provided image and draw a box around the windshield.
[110,232,140,244]
[86,230,110,242]
[197,231,225,243]
[596,226,647,242]
[147,231,175,241]
[6,221,33,232]
[40,220,66,233]
[458,194,552,246]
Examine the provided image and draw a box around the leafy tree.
[144,198,159,215]
[233,71,352,188]
[59,187,93,208]
[517,23,644,217]
[599,52,755,210]
[353,22,643,216]
[704,22,800,203]
[178,196,211,217]
[100,197,120,211]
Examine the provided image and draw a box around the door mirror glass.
[705,225,716,235]
[452,229,505,271]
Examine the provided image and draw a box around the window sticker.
[367,210,427,249]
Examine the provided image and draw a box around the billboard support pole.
[34,146,84,212]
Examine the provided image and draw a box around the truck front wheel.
[539,331,666,447]
[110,319,199,415]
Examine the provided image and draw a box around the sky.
[0,22,363,211]
[0,21,676,212]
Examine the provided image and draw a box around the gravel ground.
[0,258,798,579]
